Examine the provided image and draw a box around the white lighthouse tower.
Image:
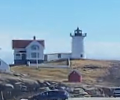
[70,27,87,59]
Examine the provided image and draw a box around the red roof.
[69,69,81,76]
[12,40,45,49]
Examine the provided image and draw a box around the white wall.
[71,36,85,59]
[0,59,10,72]
[26,41,44,60]
[14,48,25,60]
[45,53,71,61]
[61,53,71,59]
[46,54,58,61]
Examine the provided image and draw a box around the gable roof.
[12,40,45,49]
[69,69,81,76]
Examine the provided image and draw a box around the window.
[16,54,20,57]
[31,45,39,50]
[15,54,21,59]
[0,61,1,65]
[31,52,39,58]
[31,53,36,58]
[81,54,83,58]
[58,53,61,58]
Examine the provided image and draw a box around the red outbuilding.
[68,69,82,82]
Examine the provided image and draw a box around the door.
[44,55,48,61]
[22,53,26,64]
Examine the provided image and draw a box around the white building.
[12,27,87,64]
[45,27,87,61]
[44,53,71,61]
[0,59,10,72]
[70,27,87,59]
[12,36,45,65]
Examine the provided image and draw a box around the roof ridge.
[12,39,44,41]
[69,69,81,76]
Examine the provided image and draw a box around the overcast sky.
[0,0,120,64]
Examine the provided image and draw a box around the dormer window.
[31,45,39,50]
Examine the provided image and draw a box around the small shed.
[0,59,10,72]
[68,69,82,82]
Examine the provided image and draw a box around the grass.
[11,66,68,81]
[11,59,116,86]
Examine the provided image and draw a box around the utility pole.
[67,58,72,77]
[67,58,71,68]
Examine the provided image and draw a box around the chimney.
[33,36,36,40]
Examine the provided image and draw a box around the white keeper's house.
[12,36,45,65]
[12,27,87,65]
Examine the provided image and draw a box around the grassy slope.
[11,67,68,82]
[11,59,117,86]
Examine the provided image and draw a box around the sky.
[0,0,120,64]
